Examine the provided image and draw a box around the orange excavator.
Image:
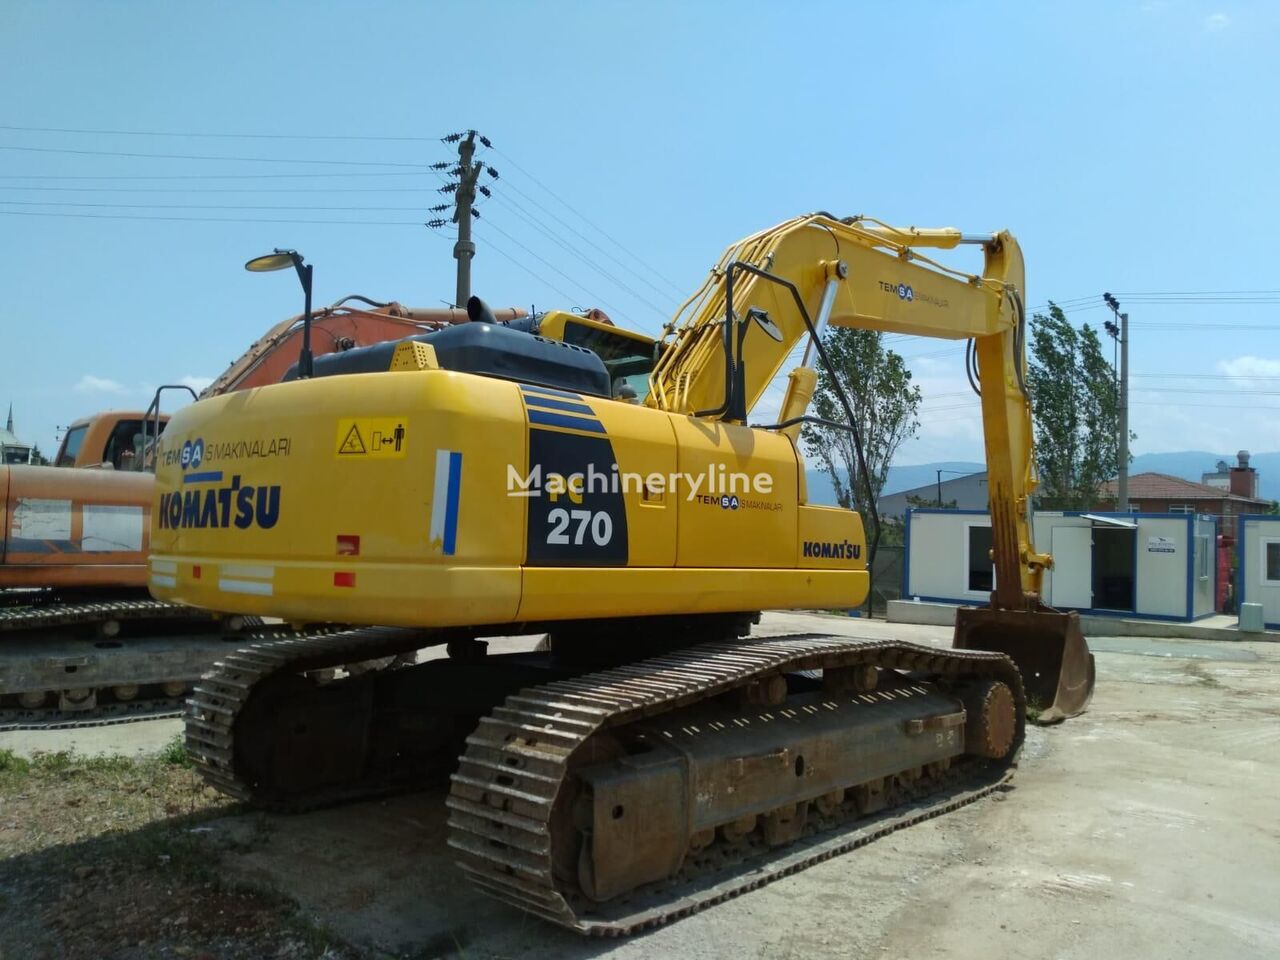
[0,297,524,723]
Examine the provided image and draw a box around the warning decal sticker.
[335,418,408,458]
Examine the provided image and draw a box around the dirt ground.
[3,613,1278,959]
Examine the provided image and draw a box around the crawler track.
[187,629,1024,935]
[185,626,438,804]
[0,596,262,727]
[0,698,184,731]
[446,634,1023,934]
[0,598,217,634]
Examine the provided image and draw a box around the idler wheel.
[962,680,1017,759]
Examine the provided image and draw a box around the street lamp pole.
[1104,293,1129,511]
[934,469,972,508]
[245,249,315,378]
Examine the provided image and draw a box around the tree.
[802,328,922,542]
[28,443,49,466]
[1027,302,1131,509]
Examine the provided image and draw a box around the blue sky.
[1,1,1277,467]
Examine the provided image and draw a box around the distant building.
[1201,450,1261,496]
[0,404,32,465]
[1099,453,1271,525]
[1201,459,1232,490]
[879,471,988,521]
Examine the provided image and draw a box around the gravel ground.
[2,613,1278,959]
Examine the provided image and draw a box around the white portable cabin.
[1237,515,1280,629]
[903,508,1216,622]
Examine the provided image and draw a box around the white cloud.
[74,375,127,395]
[1216,355,1280,378]
[1204,12,1230,31]
[180,374,215,393]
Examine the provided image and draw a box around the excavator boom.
[649,213,1093,719]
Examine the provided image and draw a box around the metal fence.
[868,545,904,617]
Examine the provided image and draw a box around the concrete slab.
[0,716,184,759]
[887,599,1279,642]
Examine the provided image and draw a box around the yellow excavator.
[151,213,1094,934]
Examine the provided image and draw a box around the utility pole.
[452,130,483,307]
[1104,293,1130,511]
[429,131,498,306]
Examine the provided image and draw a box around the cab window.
[102,419,147,471]
[561,321,654,402]
[57,426,88,467]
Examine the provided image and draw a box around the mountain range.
[804,451,1280,506]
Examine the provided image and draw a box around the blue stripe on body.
[183,471,224,484]
[443,451,462,556]
[524,395,597,416]
[527,410,606,434]
[519,383,583,401]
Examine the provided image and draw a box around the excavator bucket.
[952,605,1095,723]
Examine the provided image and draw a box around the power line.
[483,237,585,307]
[1130,399,1280,410]
[0,123,440,142]
[0,185,440,193]
[0,143,431,168]
[1124,298,1280,305]
[1116,290,1280,297]
[491,146,685,298]
[1130,372,1280,381]
[490,191,670,321]
[480,218,627,322]
[0,199,437,211]
[0,171,434,181]
[1130,322,1280,330]
[495,176,685,304]
[1131,386,1280,396]
[0,209,421,226]
[0,122,687,306]
[422,137,674,324]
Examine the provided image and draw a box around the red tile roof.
[1098,472,1269,504]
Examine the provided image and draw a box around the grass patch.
[26,750,135,775]
[1025,699,1044,724]
[158,734,192,767]
[0,748,30,775]
[0,745,236,861]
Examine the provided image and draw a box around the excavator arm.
[650,213,1092,719]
